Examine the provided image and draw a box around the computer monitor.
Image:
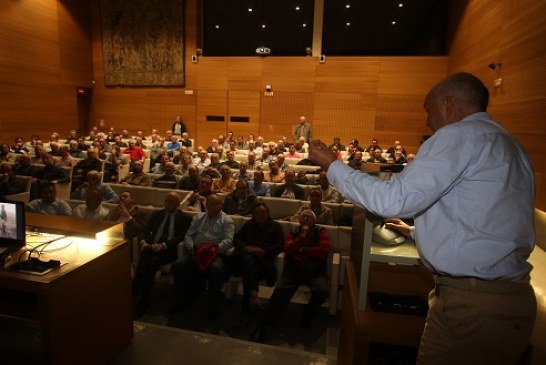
[0,200,26,253]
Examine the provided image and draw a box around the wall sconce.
[264,84,273,96]
[192,49,203,64]
[319,54,326,64]
[305,47,312,56]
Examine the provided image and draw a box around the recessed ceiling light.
[398,3,404,7]
[295,6,300,11]
[261,24,266,29]
[346,22,351,26]
[302,23,307,28]
[346,4,351,9]
[248,8,253,12]
[215,24,220,29]
[391,21,397,25]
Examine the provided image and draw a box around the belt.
[433,275,530,295]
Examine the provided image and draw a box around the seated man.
[272,170,305,200]
[233,161,253,181]
[171,194,235,320]
[221,151,240,169]
[72,188,110,221]
[178,164,201,191]
[151,154,171,174]
[71,170,120,203]
[265,160,285,183]
[107,190,149,242]
[230,203,284,316]
[72,147,102,191]
[120,160,152,186]
[0,162,25,196]
[152,162,180,189]
[367,148,387,164]
[222,180,257,216]
[178,175,213,212]
[211,165,237,193]
[348,151,364,170]
[251,210,330,341]
[132,192,192,316]
[248,170,271,197]
[26,182,72,216]
[292,187,334,225]
[318,171,342,203]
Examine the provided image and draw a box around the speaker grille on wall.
[319,54,326,64]
[191,55,198,63]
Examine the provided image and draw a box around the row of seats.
[61,199,351,315]
[106,183,354,223]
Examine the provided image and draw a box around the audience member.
[151,154,171,174]
[318,171,342,203]
[292,188,333,225]
[328,137,345,152]
[152,162,180,189]
[230,203,284,316]
[233,161,252,181]
[247,152,261,171]
[284,144,300,159]
[133,192,192,316]
[58,145,77,167]
[222,180,257,216]
[293,116,312,143]
[178,164,201,191]
[251,209,330,341]
[266,160,285,183]
[348,151,364,170]
[179,175,213,212]
[171,194,235,320]
[387,141,407,157]
[26,182,72,216]
[364,138,381,153]
[72,147,102,191]
[12,154,37,176]
[366,148,387,163]
[172,115,186,135]
[166,135,181,157]
[72,188,110,221]
[107,190,149,242]
[248,170,270,197]
[120,160,152,186]
[0,162,25,196]
[211,165,237,193]
[272,170,304,200]
[71,170,119,203]
[222,151,240,169]
[0,144,17,163]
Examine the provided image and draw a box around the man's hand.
[244,245,265,256]
[309,140,337,171]
[384,218,412,237]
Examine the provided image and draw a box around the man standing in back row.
[309,72,536,364]
[293,116,312,143]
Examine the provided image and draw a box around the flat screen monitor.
[0,200,26,253]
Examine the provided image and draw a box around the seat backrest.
[258,196,303,220]
[535,208,546,251]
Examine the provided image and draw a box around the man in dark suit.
[133,192,192,316]
[271,170,305,200]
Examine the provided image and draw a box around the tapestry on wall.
[99,0,185,87]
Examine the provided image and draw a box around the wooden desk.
[0,214,132,365]
[337,261,434,365]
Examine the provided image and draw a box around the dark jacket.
[272,183,305,200]
[142,209,192,260]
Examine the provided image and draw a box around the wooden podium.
[0,214,132,365]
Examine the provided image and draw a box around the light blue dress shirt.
[328,112,535,282]
[184,211,234,255]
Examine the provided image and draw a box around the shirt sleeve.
[327,127,475,218]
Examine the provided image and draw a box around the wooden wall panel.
[448,0,546,209]
[227,58,262,91]
[315,58,381,93]
[261,58,317,92]
[227,91,260,138]
[0,0,65,142]
[260,92,315,142]
[196,90,228,147]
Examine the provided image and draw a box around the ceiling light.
[248,8,253,12]
[346,4,351,9]
[346,22,351,26]
[295,6,300,11]
[214,25,220,29]
[302,23,307,28]
[398,3,404,7]
[261,24,266,29]
[391,21,397,25]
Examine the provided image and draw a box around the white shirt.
[328,112,535,282]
